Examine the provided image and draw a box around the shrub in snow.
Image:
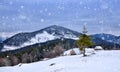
[0,58,6,66]
[43,51,56,58]
[53,45,65,56]
[70,49,76,55]
[29,51,36,62]
[21,53,30,63]
[0,58,11,66]
[10,56,19,66]
[43,45,65,58]
[94,46,103,50]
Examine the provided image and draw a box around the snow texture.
[63,48,95,56]
[23,31,55,46]
[1,50,120,72]
[63,48,81,55]
[94,46,103,50]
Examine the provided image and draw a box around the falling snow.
[48,12,52,16]
[9,1,13,5]
[118,24,120,27]
[0,0,120,36]
[44,8,48,12]
[40,19,45,22]
[20,5,24,9]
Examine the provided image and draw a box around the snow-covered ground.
[63,48,95,55]
[0,50,120,72]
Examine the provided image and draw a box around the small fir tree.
[77,25,94,56]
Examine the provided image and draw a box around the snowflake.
[44,8,48,12]
[6,16,9,19]
[48,12,52,16]
[87,7,90,10]
[20,5,24,9]
[79,1,83,5]
[40,19,44,22]
[118,24,120,27]
[94,8,97,11]
[9,1,13,5]
[2,16,5,19]
[12,18,15,21]
[39,10,43,13]
[84,6,87,9]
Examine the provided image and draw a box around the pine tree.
[77,25,94,56]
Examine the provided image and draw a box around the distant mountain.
[92,37,120,49]
[1,25,120,52]
[92,33,120,45]
[2,25,81,51]
[116,36,120,44]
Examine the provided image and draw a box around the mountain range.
[93,34,120,44]
[0,25,120,52]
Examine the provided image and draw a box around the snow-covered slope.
[2,25,81,51]
[2,31,79,51]
[22,31,55,47]
[2,31,56,51]
[1,50,120,72]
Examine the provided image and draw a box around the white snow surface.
[63,48,81,55]
[1,50,120,72]
[94,46,103,50]
[63,48,95,56]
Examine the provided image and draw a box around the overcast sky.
[0,0,120,37]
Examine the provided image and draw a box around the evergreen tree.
[77,25,94,56]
